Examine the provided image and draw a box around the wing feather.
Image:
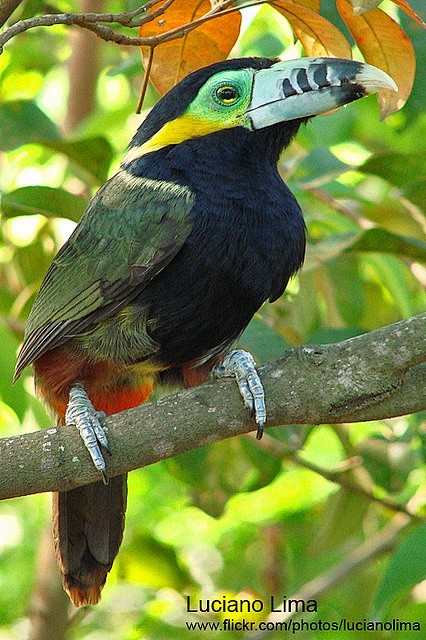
[14,172,194,379]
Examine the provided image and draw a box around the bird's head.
[125,56,396,164]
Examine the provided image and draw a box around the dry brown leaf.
[391,0,426,27]
[271,0,352,58]
[139,0,241,96]
[337,0,415,118]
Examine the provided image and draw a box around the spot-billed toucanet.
[14,56,396,606]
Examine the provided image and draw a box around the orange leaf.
[290,0,321,11]
[139,0,241,96]
[391,0,426,27]
[337,0,415,118]
[271,0,352,58]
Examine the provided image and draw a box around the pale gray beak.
[247,57,398,129]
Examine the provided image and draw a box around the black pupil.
[218,87,237,101]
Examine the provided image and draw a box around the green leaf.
[274,269,321,343]
[226,467,333,523]
[372,521,426,618]
[296,145,349,187]
[308,326,364,343]
[107,51,142,78]
[326,255,365,325]
[120,534,191,590]
[306,228,426,271]
[0,100,60,150]
[401,178,426,212]
[313,487,370,553]
[41,138,114,184]
[240,316,290,363]
[0,101,113,183]
[365,198,424,239]
[305,234,356,271]
[361,153,426,188]
[359,436,419,493]
[14,240,55,294]
[166,439,281,517]
[364,253,421,317]
[346,228,426,264]
[0,322,27,422]
[1,186,87,222]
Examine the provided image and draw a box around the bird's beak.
[247,57,398,129]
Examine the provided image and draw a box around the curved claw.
[65,385,109,484]
[213,350,266,439]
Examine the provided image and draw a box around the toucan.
[14,56,396,606]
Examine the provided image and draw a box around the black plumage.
[14,55,394,606]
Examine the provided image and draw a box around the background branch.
[0,0,22,28]
[254,505,418,638]
[255,432,421,519]
[0,0,263,52]
[63,0,104,134]
[1,313,424,501]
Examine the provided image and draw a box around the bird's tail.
[52,474,128,607]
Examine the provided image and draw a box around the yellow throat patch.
[123,114,238,163]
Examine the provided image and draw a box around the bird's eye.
[215,84,240,105]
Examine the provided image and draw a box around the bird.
[14,56,396,607]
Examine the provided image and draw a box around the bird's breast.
[137,186,305,367]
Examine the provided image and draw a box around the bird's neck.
[124,122,303,194]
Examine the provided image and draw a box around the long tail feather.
[52,474,128,607]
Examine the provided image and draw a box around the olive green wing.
[14,173,194,379]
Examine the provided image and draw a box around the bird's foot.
[213,349,266,439]
[65,384,110,484]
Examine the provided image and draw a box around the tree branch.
[254,433,421,519]
[0,0,22,28]
[0,313,424,501]
[0,0,267,53]
[63,0,105,134]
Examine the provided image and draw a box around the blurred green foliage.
[0,1,425,638]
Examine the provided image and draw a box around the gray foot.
[213,350,266,439]
[65,384,110,484]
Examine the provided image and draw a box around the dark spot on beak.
[282,78,298,98]
[296,68,311,92]
[352,86,367,100]
[313,65,329,89]
[333,84,368,106]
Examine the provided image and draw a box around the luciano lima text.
[186,595,318,614]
